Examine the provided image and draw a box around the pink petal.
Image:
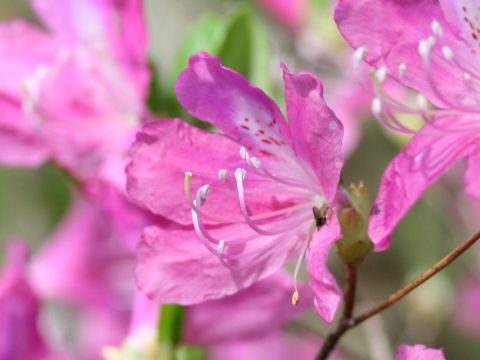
[135,221,306,305]
[0,20,59,97]
[335,0,470,107]
[369,121,478,251]
[32,0,149,95]
[282,65,344,202]
[306,215,343,323]
[30,196,134,310]
[127,118,298,225]
[0,241,49,359]
[465,152,480,201]
[395,344,445,360]
[183,271,313,344]
[175,53,319,183]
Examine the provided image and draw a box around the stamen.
[431,20,443,38]
[217,240,225,256]
[398,63,407,78]
[292,223,316,306]
[375,66,387,84]
[240,146,249,160]
[442,45,453,60]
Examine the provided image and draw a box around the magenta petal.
[465,152,480,201]
[174,53,309,175]
[369,122,478,251]
[135,221,306,305]
[282,65,344,202]
[183,270,313,344]
[0,241,49,359]
[306,215,342,323]
[395,344,445,360]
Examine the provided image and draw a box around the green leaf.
[169,14,227,92]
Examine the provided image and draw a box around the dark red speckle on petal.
[261,139,272,144]
[244,117,249,122]
[241,125,250,130]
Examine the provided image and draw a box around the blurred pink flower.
[26,196,138,359]
[255,0,309,33]
[395,344,445,360]
[452,275,480,335]
[0,0,149,179]
[336,0,480,250]
[0,240,71,360]
[128,52,345,322]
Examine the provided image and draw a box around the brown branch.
[315,229,480,360]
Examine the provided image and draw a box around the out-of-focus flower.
[254,0,309,33]
[452,274,480,335]
[23,196,140,359]
[0,240,71,360]
[103,271,318,360]
[395,344,445,360]
[128,52,345,322]
[335,0,480,250]
[0,0,149,179]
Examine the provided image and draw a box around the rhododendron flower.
[0,0,148,179]
[127,52,345,322]
[335,0,480,250]
[0,240,71,360]
[395,344,445,360]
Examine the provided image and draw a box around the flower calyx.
[336,182,373,266]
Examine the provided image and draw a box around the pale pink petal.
[183,271,313,345]
[282,65,344,202]
[465,152,480,201]
[136,221,306,305]
[31,0,149,94]
[0,20,59,97]
[369,122,479,251]
[335,0,470,106]
[395,344,445,360]
[127,118,298,225]
[307,215,343,323]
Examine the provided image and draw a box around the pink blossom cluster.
[1,0,473,358]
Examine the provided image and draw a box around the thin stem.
[353,229,480,326]
[315,229,480,360]
[316,264,357,360]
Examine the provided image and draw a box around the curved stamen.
[235,168,307,236]
[291,223,314,305]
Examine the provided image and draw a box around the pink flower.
[395,344,445,360]
[452,274,480,335]
[335,0,480,250]
[0,0,148,178]
[127,52,345,322]
[254,0,309,33]
[0,240,71,360]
